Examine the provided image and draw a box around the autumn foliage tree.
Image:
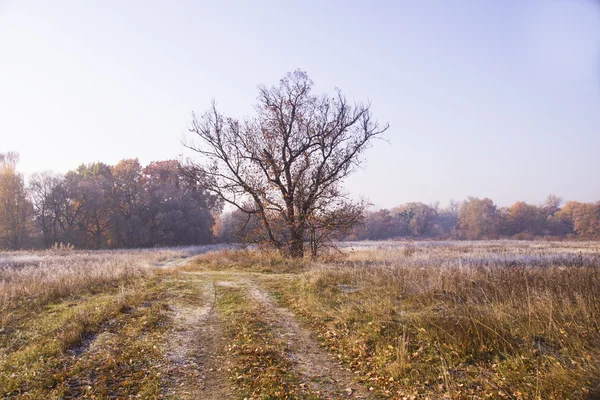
[555,201,600,238]
[503,201,545,237]
[456,197,501,240]
[0,153,33,249]
[142,160,218,246]
[185,71,388,257]
[24,158,220,250]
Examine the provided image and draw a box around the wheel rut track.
[247,282,376,399]
[163,280,231,400]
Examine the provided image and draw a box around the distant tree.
[52,172,87,247]
[26,158,221,250]
[215,208,262,244]
[184,70,388,257]
[389,207,412,237]
[456,197,501,240]
[109,159,145,247]
[436,199,460,237]
[67,162,114,249]
[0,152,33,249]
[502,201,546,237]
[29,171,64,247]
[572,202,600,238]
[362,209,394,240]
[543,195,563,216]
[212,213,225,241]
[538,195,565,236]
[391,202,437,237]
[449,198,460,216]
[143,160,218,246]
[550,201,579,237]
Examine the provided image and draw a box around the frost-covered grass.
[265,240,600,399]
[3,241,600,398]
[0,244,222,399]
[0,245,224,327]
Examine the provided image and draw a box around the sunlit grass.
[266,241,600,399]
[0,247,207,399]
[2,241,599,398]
[0,247,206,328]
[186,248,308,274]
[217,285,319,399]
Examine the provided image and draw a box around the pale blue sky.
[1,0,599,209]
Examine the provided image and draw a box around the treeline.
[2,151,599,250]
[0,152,219,250]
[356,196,600,240]
[216,196,600,242]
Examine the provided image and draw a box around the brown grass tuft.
[271,241,600,398]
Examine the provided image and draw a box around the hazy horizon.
[2,0,599,209]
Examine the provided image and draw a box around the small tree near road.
[184,70,388,258]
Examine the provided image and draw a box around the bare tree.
[184,71,388,258]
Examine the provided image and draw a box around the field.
[1,241,599,399]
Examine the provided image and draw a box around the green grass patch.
[216,285,320,399]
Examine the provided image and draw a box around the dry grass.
[217,285,313,399]
[2,241,600,399]
[0,267,208,399]
[266,241,600,399]
[187,248,308,274]
[0,246,210,327]
[0,245,215,399]
[0,283,151,397]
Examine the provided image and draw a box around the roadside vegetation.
[259,241,600,399]
[0,247,196,398]
[1,241,599,399]
[218,284,309,399]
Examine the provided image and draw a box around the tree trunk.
[289,228,304,258]
[310,228,318,258]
